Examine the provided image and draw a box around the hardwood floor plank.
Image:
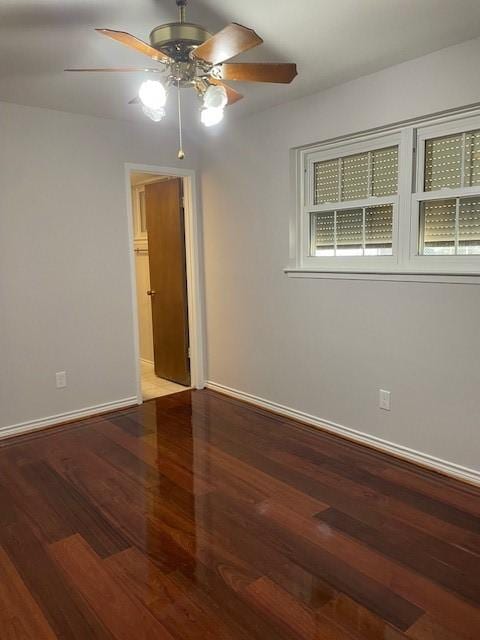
[103,547,171,606]
[164,569,255,640]
[50,534,175,640]
[19,461,131,558]
[195,440,329,511]
[109,413,158,438]
[359,463,480,518]
[0,458,75,544]
[194,420,480,572]
[193,490,333,609]
[269,448,480,556]
[0,521,112,639]
[317,507,480,605]
[177,561,287,640]
[196,491,423,631]
[105,542,262,640]
[0,388,477,640]
[155,456,213,495]
[98,419,160,466]
[193,391,478,516]
[268,560,337,610]
[319,593,408,640]
[47,447,195,573]
[249,496,480,639]
[0,545,56,639]
[406,615,465,639]
[313,497,480,576]
[78,428,162,488]
[322,460,480,534]
[146,570,248,640]
[244,576,361,640]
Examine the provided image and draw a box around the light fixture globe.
[142,105,166,122]
[203,85,228,109]
[138,80,167,110]
[201,106,224,127]
[65,0,298,157]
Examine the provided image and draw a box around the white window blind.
[310,144,397,260]
[314,159,339,204]
[420,197,480,255]
[424,129,480,190]
[311,205,393,257]
[314,146,398,204]
[420,127,480,255]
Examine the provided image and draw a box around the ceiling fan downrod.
[177,0,187,24]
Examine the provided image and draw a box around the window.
[419,198,480,256]
[313,146,398,204]
[301,133,401,270]
[291,109,480,278]
[417,129,480,256]
[311,205,394,257]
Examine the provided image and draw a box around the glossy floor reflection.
[0,389,479,639]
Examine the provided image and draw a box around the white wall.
[201,37,480,475]
[0,101,199,429]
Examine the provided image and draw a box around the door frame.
[124,163,205,402]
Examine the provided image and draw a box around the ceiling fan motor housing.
[150,23,212,62]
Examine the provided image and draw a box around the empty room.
[0,0,479,638]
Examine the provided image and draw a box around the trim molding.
[206,381,480,487]
[284,268,480,285]
[0,397,137,441]
[124,163,206,399]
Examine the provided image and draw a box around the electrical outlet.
[379,389,391,411]
[56,371,67,389]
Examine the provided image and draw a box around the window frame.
[289,108,480,279]
[409,113,480,273]
[299,131,404,272]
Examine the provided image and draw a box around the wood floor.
[0,389,479,639]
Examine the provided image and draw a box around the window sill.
[284,267,480,284]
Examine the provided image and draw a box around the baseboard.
[206,381,480,487]
[0,397,138,441]
[140,358,154,366]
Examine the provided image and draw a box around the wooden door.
[145,178,190,386]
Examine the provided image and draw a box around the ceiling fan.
[66,0,297,158]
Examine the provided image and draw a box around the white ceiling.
[1,0,480,127]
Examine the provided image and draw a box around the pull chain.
[177,79,185,160]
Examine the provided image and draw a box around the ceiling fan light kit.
[66,0,297,157]
[200,106,224,127]
[141,104,166,122]
[138,79,167,110]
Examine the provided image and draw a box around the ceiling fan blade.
[218,62,297,84]
[65,67,162,73]
[209,79,243,105]
[95,29,171,63]
[193,23,263,65]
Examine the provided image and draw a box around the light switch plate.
[56,371,67,389]
[379,389,391,411]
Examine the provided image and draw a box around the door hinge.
[187,347,191,359]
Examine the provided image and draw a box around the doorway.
[127,165,203,401]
